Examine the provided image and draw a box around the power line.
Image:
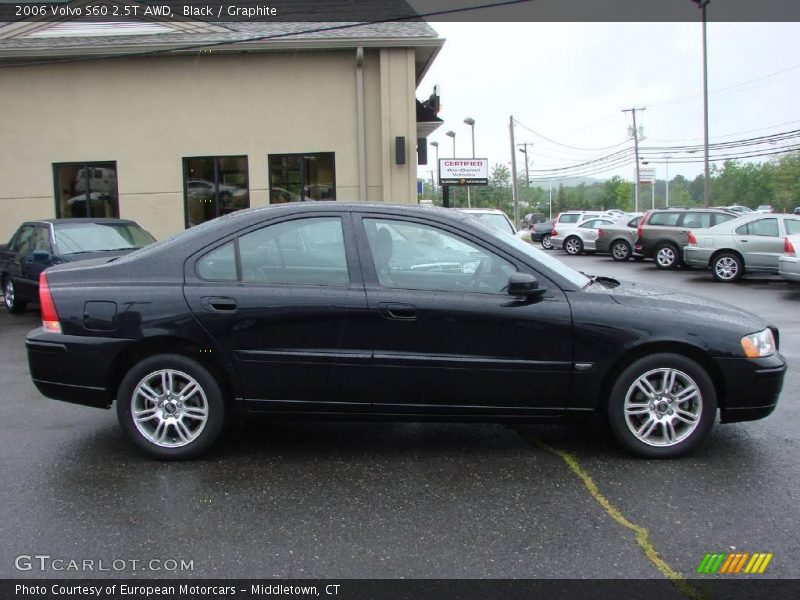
[514,118,630,152]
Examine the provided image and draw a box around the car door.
[8,225,36,299]
[579,219,613,246]
[183,213,372,411]
[353,213,573,415]
[734,217,784,270]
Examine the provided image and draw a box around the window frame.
[52,161,119,219]
[182,155,250,229]
[355,214,526,296]
[268,152,337,204]
[192,213,359,289]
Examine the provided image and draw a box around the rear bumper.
[715,354,787,423]
[779,256,800,281]
[26,328,131,409]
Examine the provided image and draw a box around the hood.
[589,278,768,333]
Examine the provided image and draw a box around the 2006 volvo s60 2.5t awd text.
[25,204,786,460]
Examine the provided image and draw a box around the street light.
[445,131,456,205]
[430,141,440,202]
[692,0,711,207]
[463,117,475,208]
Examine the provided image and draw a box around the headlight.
[741,329,776,358]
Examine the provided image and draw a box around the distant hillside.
[530,176,602,188]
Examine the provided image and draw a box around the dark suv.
[634,208,738,269]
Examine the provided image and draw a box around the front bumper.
[715,353,787,423]
[779,256,800,282]
[683,246,713,269]
[26,328,131,409]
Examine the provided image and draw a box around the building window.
[53,162,119,218]
[269,153,336,203]
[184,156,249,228]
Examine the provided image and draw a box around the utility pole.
[518,143,532,186]
[622,107,646,212]
[509,116,520,228]
[693,0,712,207]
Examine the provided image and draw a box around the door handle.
[201,296,237,312]
[378,302,417,321]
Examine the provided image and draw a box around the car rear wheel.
[541,234,553,250]
[117,354,225,460]
[3,276,27,314]
[564,236,583,255]
[654,244,680,269]
[607,353,716,458]
[711,253,743,283]
[611,240,632,261]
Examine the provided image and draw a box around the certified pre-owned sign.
[439,158,489,186]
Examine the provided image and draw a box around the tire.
[607,353,717,458]
[610,240,632,261]
[654,243,680,270]
[116,354,226,460]
[564,236,583,256]
[711,252,743,283]
[3,276,28,314]
[541,234,553,250]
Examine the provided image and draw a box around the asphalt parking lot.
[1,253,798,581]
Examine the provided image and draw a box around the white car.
[552,215,620,255]
[779,234,800,282]
[458,208,516,237]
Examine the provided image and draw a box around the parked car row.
[537,206,800,284]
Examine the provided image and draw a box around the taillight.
[637,211,649,238]
[687,231,698,245]
[786,237,796,256]
[39,272,61,334]
[551,229,558,237]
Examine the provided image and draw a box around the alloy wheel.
[3,279,13,309]
[131,369,209,448]
[656,246,677,268]
[612,241,631,261]
[714,256,739,281]
[565,237,582,255]
[541,235,553,250]
[623,368,702,447]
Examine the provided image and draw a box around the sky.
[416,21,800,185]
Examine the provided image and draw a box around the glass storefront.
[53,162,119,218]
[184,156,249,228]
[269,153,336,203]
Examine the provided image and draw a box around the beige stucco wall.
[0,47,420,241]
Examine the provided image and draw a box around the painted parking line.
[529,437,705,600]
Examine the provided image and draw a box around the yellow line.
[744,554,759,573]
[750,553,766,573]
[531,438,707,600]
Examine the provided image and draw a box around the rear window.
[647,212,681,226]
[680,212,712,229]
[54,222,155,255]
[786,220,800,235]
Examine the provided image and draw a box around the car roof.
[24,218,139,226]
[458,208,507,215]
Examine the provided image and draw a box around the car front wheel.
[712,252,743,283]
[611,240,632,261]
[541,234,553,250]
[116,354,225,460]
[654,244,680,269]
[607,353,717,458]
[564,236,583,255]
[3,276,28,314]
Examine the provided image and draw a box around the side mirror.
[508,273,546,299]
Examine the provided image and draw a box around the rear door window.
[713,213,736,226]
[647,212,681,226]
[559,214,581,224]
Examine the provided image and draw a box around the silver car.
[779,234,800,282]
[552,216,619,255]
[683,213,800,282]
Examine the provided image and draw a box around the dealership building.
[0,19,444,241]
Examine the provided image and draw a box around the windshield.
[476,222,591,288]
[54,223,155,255]
[470,212,516,235]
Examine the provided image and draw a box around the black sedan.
[1,218,155,314]
[25,204,786,460]
[530,219,555,249]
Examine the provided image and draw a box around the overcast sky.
[417,21,800,184]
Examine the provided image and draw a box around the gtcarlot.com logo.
[15,554,194,572]
[696,552,773,574]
